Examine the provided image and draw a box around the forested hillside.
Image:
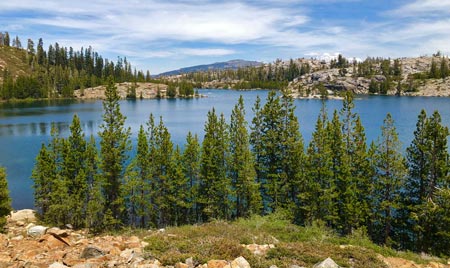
[0,32,151,100]
[29,79,450,257]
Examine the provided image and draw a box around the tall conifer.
[98,77,131,225]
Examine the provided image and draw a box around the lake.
[1,89,450,209]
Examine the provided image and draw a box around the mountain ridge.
[157,59,263,76]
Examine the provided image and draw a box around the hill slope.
[158,59,263,76]
[0,46,31,82]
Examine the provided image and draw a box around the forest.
[0,32,152,100]
[8,77,446,257]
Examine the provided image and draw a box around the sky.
[1,0,450,74]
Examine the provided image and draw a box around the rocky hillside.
[286,56,450,98]
[73,82,169,99]
[1,210,449,268]
[0,46,32,82]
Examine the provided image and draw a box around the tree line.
[0,33,152,100]
[31,79,450,256]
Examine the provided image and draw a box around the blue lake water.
[1,89,450,209]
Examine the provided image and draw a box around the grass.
[139,213,449,268]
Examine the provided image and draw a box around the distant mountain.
[157,59,263,76]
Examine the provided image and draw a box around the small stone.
[269,265,278,268]
[176,262,189,268]
[80,246,105,259]
[49,262,69,268]
[11,235,24,241]
[230,257,250,268]
[185,257,195,268]
[290,265,306,268]
[313,257,340,268]
[207,260,228,268]
[47,227,70,237]
[27,225,48,238]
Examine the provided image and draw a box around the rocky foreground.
[1,210,449,268]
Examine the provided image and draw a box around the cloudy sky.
[1,0,449,74]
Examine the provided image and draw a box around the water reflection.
[0,120,99,137]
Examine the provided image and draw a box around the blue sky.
[1,0,449,74]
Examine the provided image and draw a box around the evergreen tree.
[183,132,201,223]
[0,167,11,231]
[199,109,231,221]
[303,102,335,225]
[250,95,265,213]
[44,126,70,226]
[229,96,261,218]
[279,90,305,221]
[85,135,104,232]
[339,92,371,233]
[405,110,449,251]
[167,146,190,226]
[253,91,283,213]
[4,32,10,47]
[31,126,63,223]
[98,77,131,226]
[326,110,347,228]
[61,114,87,228]
[153,117,175,227]
[372,113,406,246]
[124,125,151,227]
[430,59,440,79]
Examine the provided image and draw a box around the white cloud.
[389,0,450,17]
[179,48,235,56]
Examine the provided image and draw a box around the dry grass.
[141,214,392,268]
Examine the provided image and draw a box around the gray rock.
[80,246,105,259]
[313,257,340,268]
[185,257,195,268]
[27,225,47,237]
[290,265,306,268]
[269,265,278,268]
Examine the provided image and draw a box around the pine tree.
[98,77,131,226]
[183,132,201,223]
[339,92,371,233]
[405,110,449,251]
[199,109,231,221]
[303,101,335,225]
[45,125,70,226]
[440,58,449,78]
[250,95,265,213]
[372,113,407,246]
[31,125,65,224]
[61,114,87,228]
[147,114,158,226]
[4,32,10,47]
[229,96,261,218]
[326,110,347,229]
[85,135,104,232]
[153,117,174,227]
[0,167,11,231]
[279,90,305,221]
[253,91,283,213]
[167,146,190,226]
[124,125,150,227]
